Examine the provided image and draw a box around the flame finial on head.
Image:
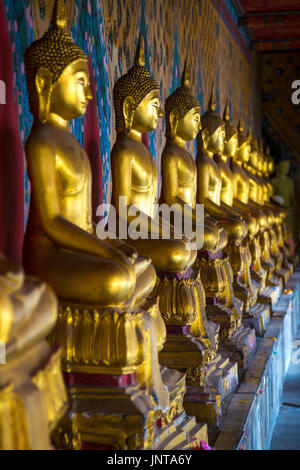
[134,34,146,67]
[208,83,216,112]
[223,98,237,141]
[223,98,230,122]
[238,119,244,133]
[54,0,67,29]
[181,58,190,87]
[238,119,249,148]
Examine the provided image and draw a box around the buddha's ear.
[35,66,53,124]
[169,109,179,139]
[123,96,136,132]
[201,128,210,148]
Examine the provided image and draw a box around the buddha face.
[131,90,162,133]
[49,59,92,120]
[208,125,225,155]
[239,142,250,163]
[176,107,201,142]
[224,133,238,159]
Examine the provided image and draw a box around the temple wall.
[3,0,261,221]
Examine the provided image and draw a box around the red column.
[0,1,24,264]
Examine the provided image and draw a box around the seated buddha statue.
[231,129,268,291]
[158,63,239,420]
[0,253,67,449]
[160,63,221,255]
[215,102,260,309]
[220,117,270,334]
[243,138,281,289]
[265,150,293,276]
[109,37,214,443]
[196,92,257,371]
[271,159,298,254]
[260,149,290,284]
[22,4,195,450]
[110,37,214,334]
[23,20,156,311]
[196,90,247,246]
[196,91,247,322]
[110,38,196,275]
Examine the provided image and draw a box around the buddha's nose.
[86,86,93,101]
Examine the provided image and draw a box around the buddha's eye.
[76,77,85,86]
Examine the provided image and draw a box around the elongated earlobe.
[169,109,179,141]
[123,96,136,133]
[35,66,53,123]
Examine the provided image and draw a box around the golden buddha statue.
[243,137,282,296]
[159,64,239,426]
[111,38,196,274]
[196,90,256,372]
[231,130,268,292]
[265,151,294,276]
[260,149,292,284]
[196,91,250,313]
[110,39,217,351]
[22,3,206,449]
[217,103,261,308]
[0,253,67,449]
[271,158,298,254]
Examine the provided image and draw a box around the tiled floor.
[270,328,300,450]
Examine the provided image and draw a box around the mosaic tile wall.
[4,0,261,222]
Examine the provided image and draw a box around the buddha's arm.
[219,200,244,219]
[26,139,134,272]
[112,148,179,239]
[196,162,223,217]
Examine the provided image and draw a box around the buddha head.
[199,84,225,156]
[277,160,290,177]
[165,60,201,145]
[113,35,162,135]
[24,0,91,123]
[237,120,250,164]
[223,99,238,159]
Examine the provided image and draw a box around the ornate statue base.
[243,303,271,337]
[0,340,67,449]
[149,270,238,428]
[183,353,238,428]
[48,300,205,450]
[197,250,257,374]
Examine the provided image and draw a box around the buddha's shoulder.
[26,123,73,154]
[111,136,149,162]
[195,151,211,165]
[161,144,182,163]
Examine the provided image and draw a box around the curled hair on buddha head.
[223,98,237,142]
[165,59,201,138]
[201,83,224,136]
[24,0,87,118]
[113,34,160,132]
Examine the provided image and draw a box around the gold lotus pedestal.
[149,270,239,428]
[48,301,207,450]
